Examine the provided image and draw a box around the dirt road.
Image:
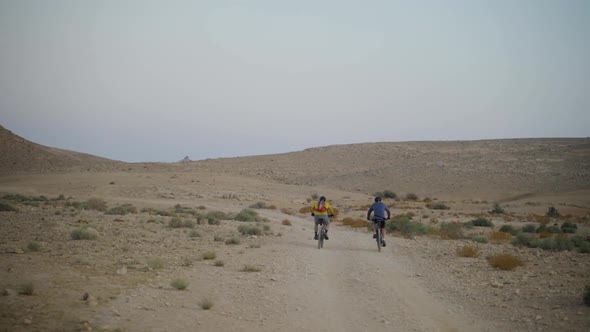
[81,213,488,332]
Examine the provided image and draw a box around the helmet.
[374,196,382,202]
[319,196,326,202]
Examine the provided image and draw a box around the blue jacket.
[367,202,391,220]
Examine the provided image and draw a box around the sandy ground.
[1,169,589,332]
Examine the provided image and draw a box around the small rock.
[535,315,542,321]
[491,281,503,288]
[83,292,89,301]
[5,248,25,254]
[165,302,170,306]
[116,266,127,275]
[23,318,32,325]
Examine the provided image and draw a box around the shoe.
[324,234,329,240]
[314,234,318,240]
[381,240,386,247]
[372,233,377,239]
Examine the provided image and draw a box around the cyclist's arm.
[367,206,373,220]
[385,206,391,219]
[326,202,335,215]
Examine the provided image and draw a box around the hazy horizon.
[1,1,589,162]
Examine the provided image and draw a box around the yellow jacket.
[311,200,334,216]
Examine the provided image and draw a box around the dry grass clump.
[105,203,137,215]
[213,235,224,242]
[405,193,419,201]
[214,260,224,267]
[189,230,201,238]
[201,251,216,260]
[18,281,34,295]
[27,242,42,252]
[341,217,368,228]
[280,208,294,215]
[85,198,108,211]
[490,231,512,243]
[237,224,262,236]
[281,219,292,226]
[169,217,195,229]
[488,253,524,271]
[70,226,99,240]
[200,298,214,310]
[171,278,188,290]
[241,265,262,272]
[299,206,312,214]
[456,244,481,258]
[147,258,165,270]
[225,237,241,245]
[434,222,464,239]
[427,203,450,210]
[0,201,17,211]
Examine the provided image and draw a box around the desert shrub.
[469,217,494,228]
[249,201,269,209]
[310,193,319,199]
[207,211,228,220]
[197,205,207,210]
[65,201,85,210]
[456,244,480,257]
[174,204,196,215]
[189,230,201,238]
[561,221,578,234]
[490,203,504,214]
[86,198,107,211]
[106,203,137,215]
[282,219,292,226]
[181,257,193,267]
[427,203,450,210]
[263,224,271,232]
[201,251,216,260]
[299,206,312,214]
[233,209,262,222]
[155,210,171,216]
[241,265,261,272]
[539,235,575,251]
[237,224,261,236]
[535,223,561,234]
[200,298,214,310]
[0,201,17,211]
[207,218,220,225]
[70,226,99,240]
[584,286,590,307]
[437,222,464,239]
[499,224,518,235]
[147,258,165,269]
[213,235,224,242]
[512,233,534,247]
[281,208,294,215]
[488,253,524,271]
[27,242,42,252]
[168,217,194,229]
[342,217,369,228]
[225,237,241,245]
[546,206,560,217]
[521,224,537,233]
[18,281,34,295]
[490,231,512,243]
[405,193,419,201]
[171,278,188,290]
[214,260,224,267]
[386,219,431,236]
[472,236,488,244]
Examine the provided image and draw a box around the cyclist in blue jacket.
[367,196,391,247]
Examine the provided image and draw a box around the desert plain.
[1,125,589,332]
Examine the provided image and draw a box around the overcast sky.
[1,1,589,162]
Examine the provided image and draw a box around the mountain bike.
[372,217,387,252]
[317,219,327,249]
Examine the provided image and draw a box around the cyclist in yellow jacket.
[311,196,335,240]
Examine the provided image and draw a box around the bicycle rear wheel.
[376,228,382,252]
[318,225,324,249]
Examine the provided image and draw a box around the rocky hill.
[0,125,124,174]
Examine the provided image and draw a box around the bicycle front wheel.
[376,228,382,252]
